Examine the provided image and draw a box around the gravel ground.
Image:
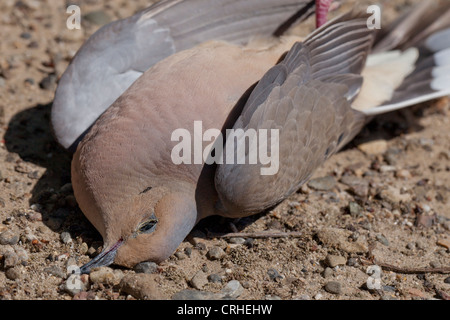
[0,0,449,300]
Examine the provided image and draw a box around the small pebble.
[44,265,66,278]
[5,266,22,280]
[228,237,246,245]
[347,257,358,267]
[221,280,244,299]
[174,251,187,260]
[244,238,254,248]
[190,270,208,290]
[416,241,426,250]
[314,293,323,300]
[24,78,34,85]
[376,234,390,246]
[73,291,97,300]
[379,186,411,204]
[348,202,364,217]
[430,261,441,268]
[119,274,166,300]
[0,229,19,245]
[184,247,193,257]
[79,242,89,255]
[316,227,368,254]
[444,277,450,284]
[442,221,450,231]
[195,242,207,251]
[20,32,31,39]
[3,251,19,268]
[39,73,57,90]
[384,148,400,165]
[396,169,412,179]
[87,246,97,256]
[307,176,336,191]
[324,281,342,294]
[60,232,72,244]
[357,139,388,155]
[27,41,39,48]
[407,288,428,298]
[90,267,122,286]
[382,285,396,292]
[267,268,283,281]
[206,246,225,260]
[134,261,158,274]
[14,246,28,264]
[66,257,77,268]
[421,204,431,213]
[325,254,347,268]
[379,165,396,173]
[323,267,334,278]
[28,212,42,221]
[340,176,369,197]
[27,170,40,179]
[406,242,416,250]
[187,229,206,245]
[208,274,222,284]
[419,138,434,148]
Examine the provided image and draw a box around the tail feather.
[372,1,450,53]
[358,2,450,117]
[361,47,450,116]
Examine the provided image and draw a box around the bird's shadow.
[3,102,101,245]
[3,100,431,246]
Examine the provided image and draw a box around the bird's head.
[71,142,199,274]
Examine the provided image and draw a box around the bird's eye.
[138,213,158,234]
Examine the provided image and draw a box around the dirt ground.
[0,0,449,300]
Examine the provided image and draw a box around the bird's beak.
[80,238,123,274]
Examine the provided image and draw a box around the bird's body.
[52,1,450,272]
[72,37,303,266]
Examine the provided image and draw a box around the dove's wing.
[215,12,373,216]
[52,0,315,151]
[353,2,450,116]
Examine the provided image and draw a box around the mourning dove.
[54,1,450,273]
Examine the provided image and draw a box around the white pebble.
[314,293,323,300]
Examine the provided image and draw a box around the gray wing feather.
[52,0,315,151]
[215,12,372,216]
